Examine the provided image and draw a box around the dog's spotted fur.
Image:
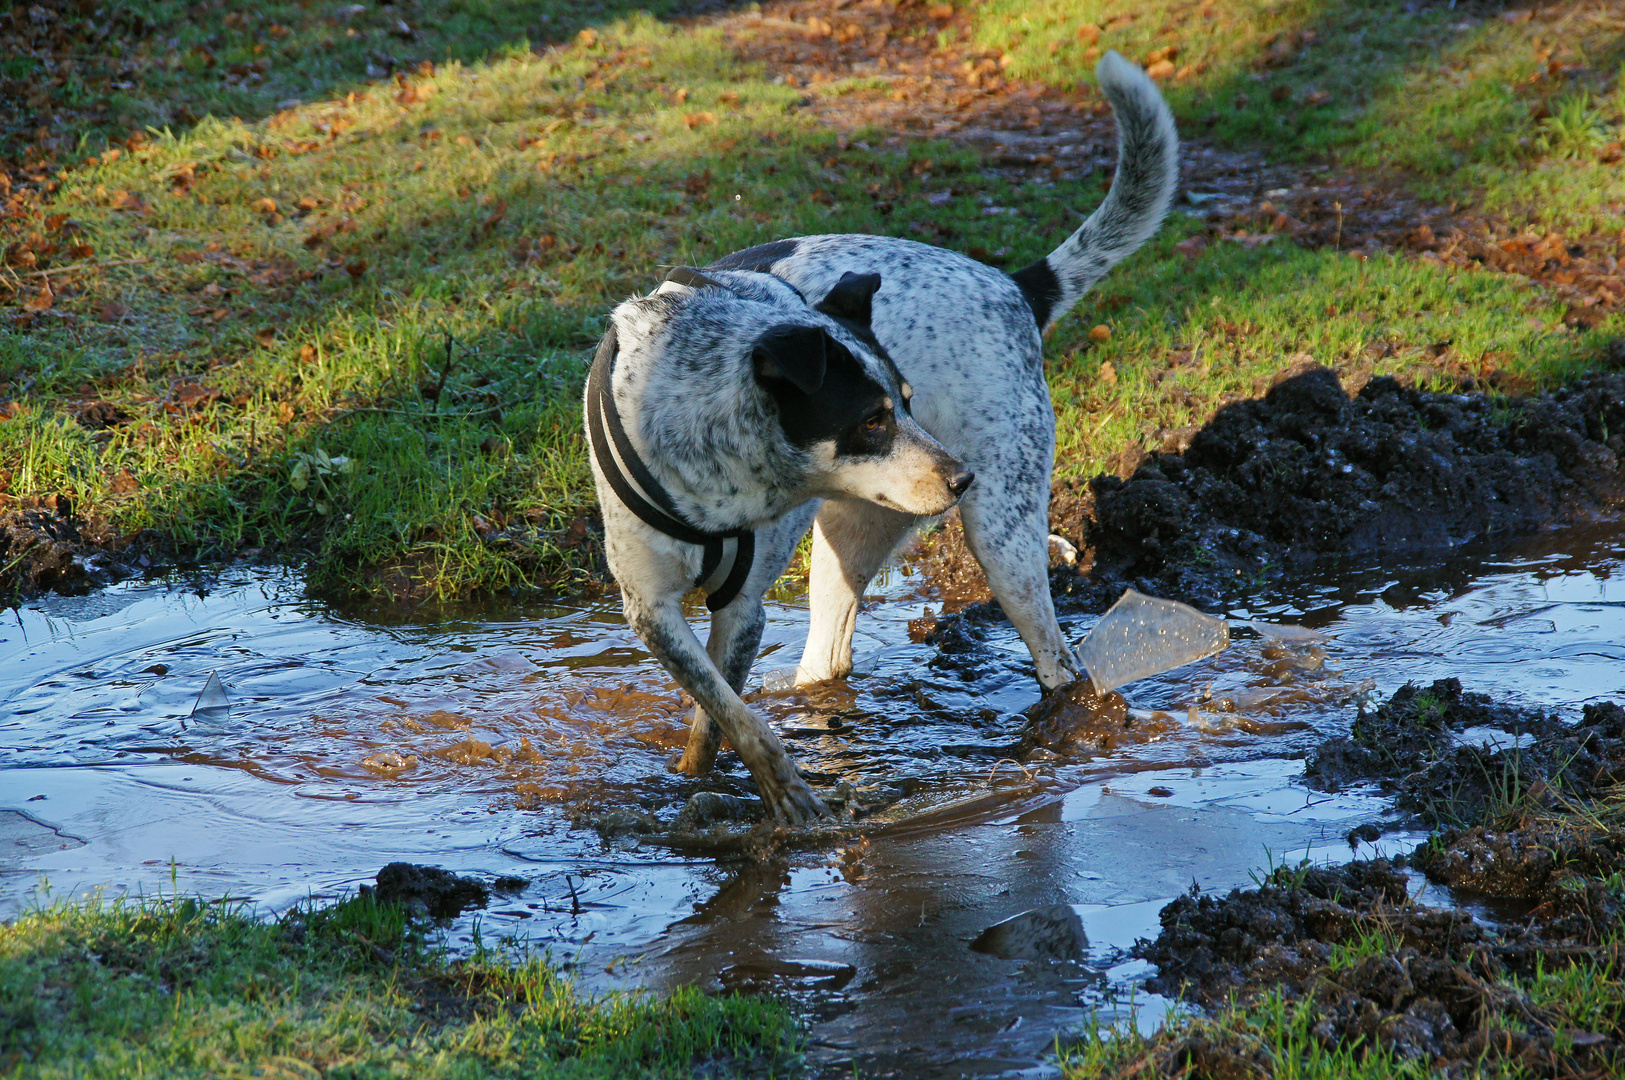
[586,52,1178,823]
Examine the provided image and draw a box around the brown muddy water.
[4,524,1625,1077]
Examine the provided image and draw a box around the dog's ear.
[815,271,882,327]
[752,325,828,394]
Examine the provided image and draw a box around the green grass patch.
[2,0,1621,601]
[0,887,802,1078]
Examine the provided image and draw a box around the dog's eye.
[863,410,887,432]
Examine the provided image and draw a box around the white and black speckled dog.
[585,52,1178,823]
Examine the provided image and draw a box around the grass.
[1,0,1622,601]
[1057,991,1441,1080]
[1059,953,1625,1078]
[968,0,1625,230]
[0,887,802,1078]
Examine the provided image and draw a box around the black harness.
[585,270,757,612]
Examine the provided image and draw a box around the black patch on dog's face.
[710,239,801,274]
[1010,258,1062,328]
[753,324,893,456]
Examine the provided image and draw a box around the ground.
[4,0,1625,1076]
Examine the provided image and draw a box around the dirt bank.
[1080,365,1625,607]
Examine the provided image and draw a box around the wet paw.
[767,777,830,825]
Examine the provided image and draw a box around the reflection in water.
[1,523,1623,1077]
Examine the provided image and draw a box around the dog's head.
[607,268,972,526]
[747,270,972,516]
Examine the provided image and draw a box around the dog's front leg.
[676,598,766,775]
[626,591,828,824]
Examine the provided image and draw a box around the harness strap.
[586,323,756,612]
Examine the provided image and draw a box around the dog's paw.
[766,775,830,826]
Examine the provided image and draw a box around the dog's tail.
[1011,51,1179,332]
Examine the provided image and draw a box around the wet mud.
[361,862,528,921]
[1137,857,1621,1078]
[5,518,1625,1074]
[1080,366,1625,610]
[1308,678,1625,829]
[0,497,179,602]
[1130,683,1625,1079]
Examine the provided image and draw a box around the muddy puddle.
[3,523,1624,1077]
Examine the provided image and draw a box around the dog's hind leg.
[626,588,828,824]
[958,484,1083,693]
[676,598,765,775]
[796,499,917,685]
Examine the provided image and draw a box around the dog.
[584,52,1178,824]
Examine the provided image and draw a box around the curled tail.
[1011,50,1180,331]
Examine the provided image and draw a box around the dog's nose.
[948,466,975,498]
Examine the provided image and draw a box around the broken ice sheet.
[1076,589,1229,694]
[191,670,230,716]
[1245,620,1331,644]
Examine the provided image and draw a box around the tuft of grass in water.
[2,0,1620,602]
[0,888,802,1079]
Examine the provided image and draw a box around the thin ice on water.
[1076,589,1230,694]
[191,670,230,715]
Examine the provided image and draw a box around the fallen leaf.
[1076,22,1101,44]
[345,259,367,279]
[1146,58,1176,80]
[1090,324,1112,342]
[1099,360,1118,386]
[251,197,278,214]
[96,300,131,322]
[1174,236,1208,259]
[24,283,53,312]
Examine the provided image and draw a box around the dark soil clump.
[362,862,499,920]
[1077,367,1625,611]
[1307,679,1625,827]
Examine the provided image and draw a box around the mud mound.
[1307,681,1625,828]
[1136,858,1623,1076]
[1138,861,1423,1006]
[1075,367,1625,609]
